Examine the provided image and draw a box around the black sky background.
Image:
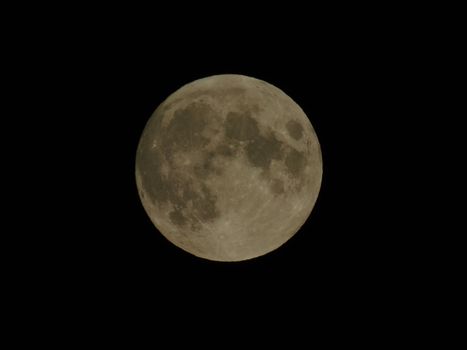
[11,6,438,338]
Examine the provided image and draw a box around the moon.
[135,74,322,261]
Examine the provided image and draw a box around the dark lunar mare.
[286,119,304,140]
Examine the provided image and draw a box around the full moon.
[135,74,322,261]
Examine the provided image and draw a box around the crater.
[286,120,304,140]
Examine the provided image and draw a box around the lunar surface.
[135,74,322,261]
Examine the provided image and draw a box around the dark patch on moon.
[192,184,220,222]
[225,111,260,141]
[169,210,187,226]
[194,151,223,178]
[151,171,221,229]
[224,109,287,172]
[137,148,169,204]
[163,102,212,152]
[165,179,221,229]
[285,148,306,177]
[193,162,208,179]
[245,133,284,171]
[182,183,198,201]
[167,179,189,210]
[216,143,236,157]
[286,120,303,140]
[165,180,221,228]
[188,216,203,232]
[270,179,285,195]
